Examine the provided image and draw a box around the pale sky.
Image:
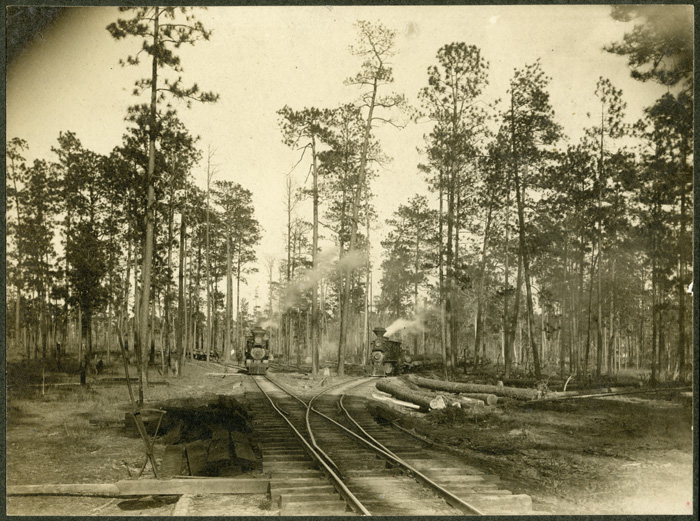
[6,5,669,306]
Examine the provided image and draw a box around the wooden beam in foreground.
[7,478,270,497]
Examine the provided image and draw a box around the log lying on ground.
[459,392,498,406]
[376,379,447,411]
[371,393,421,410]
[441,395,485,408]
[543,386,642,400]
[502,378,643,391]
[408,374,541,401]
[366,401,405,423]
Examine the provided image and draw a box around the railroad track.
[242,373,536,515]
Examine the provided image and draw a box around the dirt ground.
[400,391,694,515]
[4,357,695,516]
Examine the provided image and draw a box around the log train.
[245,326,270,375]
[367,326,412,376]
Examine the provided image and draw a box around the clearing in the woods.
[5,357,693,516]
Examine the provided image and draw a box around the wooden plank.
[7,484,121,496]
[161,445,185,478]
[231,434,258,463]
[115,478,269,495]
[185,440,210,476]
[207,429,231,464]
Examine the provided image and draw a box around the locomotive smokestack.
[373,327,387,339]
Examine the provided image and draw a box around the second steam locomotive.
[367,326,412,376]
[245,326,270,375]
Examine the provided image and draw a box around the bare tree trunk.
[205,152,213,364]
[311,136,319,375]
[77,305,83,365]
[677,170,687,380]
[438,170,447,379]
[136,6,160,405]
[285,175,293,366]
[585,249,598,378]
[176,205,186,375]
[475,188,495,371]
[364,212,372,363]
[513,159,540,379]
[596,103,605,378]
[10,159,25,358]
[163,186,175,376]
[236,236,243,359]
[338,75,378,377]
[225,233,232,363]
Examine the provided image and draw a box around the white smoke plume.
[385,318,425,337]
[279,247,369,312]
[259,319,276,330]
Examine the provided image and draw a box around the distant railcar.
[367,327,412,376]
[245,326,270,375]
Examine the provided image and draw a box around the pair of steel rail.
[252,374,484,516]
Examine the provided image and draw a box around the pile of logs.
[373,375,544,412]
[407,375,541,401]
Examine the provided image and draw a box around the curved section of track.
[243,373,534,515]
[331,379,535,515]
[248,375,369,515]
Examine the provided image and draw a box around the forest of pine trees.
[5,7,693,405]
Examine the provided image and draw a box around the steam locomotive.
[367,326,412,376]
[245,326,270,375]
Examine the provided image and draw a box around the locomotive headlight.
[255,336,262,344]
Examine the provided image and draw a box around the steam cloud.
[385,318,425,336]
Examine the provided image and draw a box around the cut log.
[450,395,485,408]
[185,440,210,476]
[161,445,185,478]
[207,429,231,464]
[371,393,421,410]
[230,431,258,463]
[408,375,541,401]
[459,393,498,406]
[376,379,446,411]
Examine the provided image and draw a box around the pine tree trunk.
[11,170,24,358]
[503,188,511,378]
[164,188,174,376]
[438,170,447,379]
[225,233,232,363]
[176,207,186,375]
[311,136,319,375]
[513,160,540,378]
[677,172,687,380]
[585,250,598,377]
[338,75,378,377]
[475,189,495,371]
[136,6,160,406]
[78,306,83,365]
[236,237,242,360]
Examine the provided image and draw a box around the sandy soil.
[5,358,694,516]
